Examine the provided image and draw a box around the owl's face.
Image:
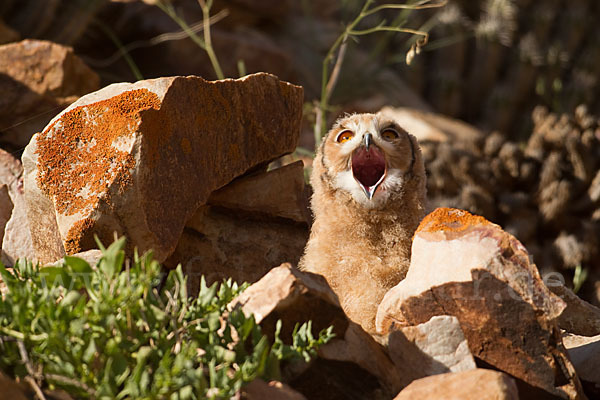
[318,113,416,208]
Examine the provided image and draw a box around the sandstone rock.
[383,315,476,382]
[547,282,600,336]
[70,249,103,267]
[377,208,584,399]
[242,379,307,400]
[22,73,303,264]
[49,249,103,268]
[0,372,28,400]
[208,160,310,223]
[563,333,600,385]
[229,263,339,323]
[165,203,308,292]
[167,160,310,291]
[0,148,21,191]
[394,369,519,400]
[0,149,35,265]
[1,186,36,266]
[0,40,100,151]
[0,185,11,246]
[378,107,483,143]
[229,264,410,399]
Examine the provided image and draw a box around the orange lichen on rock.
[417,207,491,234]
[64,218,96,255]
[35,89,161,216]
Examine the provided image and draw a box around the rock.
[377,208,584,399]
[1,187,35,266]
[393,369,519,400]
[563,333,600,385]
[0,185,11,245]
[48,249,103,268]
[546,282,600,336]
[22,73,303,264]
[208,161,310,223]
[229,264,411,399]
[378,107,483,143]
[165,203,309,292]
[242,379,307,400]
[70,249,103,267]
[0,40,100,151]
[167,160,311,291]
[0,149,35,265]
[383,315,476,382]
[0,148,21,191]
[0,372,28,400]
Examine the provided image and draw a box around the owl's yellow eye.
[382,129,399,141]
[336,130,354,143]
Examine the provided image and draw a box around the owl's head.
[314,112,423,209]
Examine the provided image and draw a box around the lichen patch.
[64,218,96,255]
[417,207,491,234]
[35,89,161,216]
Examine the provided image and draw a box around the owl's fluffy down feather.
[299,113,426,333]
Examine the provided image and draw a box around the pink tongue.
[352,147,386,188]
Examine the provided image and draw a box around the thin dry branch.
[17,340,46,400]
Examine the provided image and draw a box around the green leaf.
[198,276,218,308]
[83,338,97,363]
[207,311,220,332]
[0,262,14,283]
[98,236,126,278]
[39,266,72,289]
[64,255,93,274]
[61,290,81,308]
[178,385,194,400]
[113,353,131,386]
[150,304,166,322]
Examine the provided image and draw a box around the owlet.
[299,113,426,333]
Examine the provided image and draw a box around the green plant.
[154,0,225,80]
[312,0,447,146]
[572,264,588,294]
[0,238,334,399]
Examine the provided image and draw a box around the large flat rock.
[377,207,584,399]
[22,73,303,263]
[393,369,519,400]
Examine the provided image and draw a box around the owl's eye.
[381,129,399,141]
[336,130,354,143]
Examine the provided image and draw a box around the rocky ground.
[1,0,600,399]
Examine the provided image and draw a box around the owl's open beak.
[364,133,372,151]
[352,139,386,200]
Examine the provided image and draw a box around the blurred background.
[1,0,599,304]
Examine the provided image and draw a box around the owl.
[299,113,426,333]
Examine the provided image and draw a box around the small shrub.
[0,238,334,399]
